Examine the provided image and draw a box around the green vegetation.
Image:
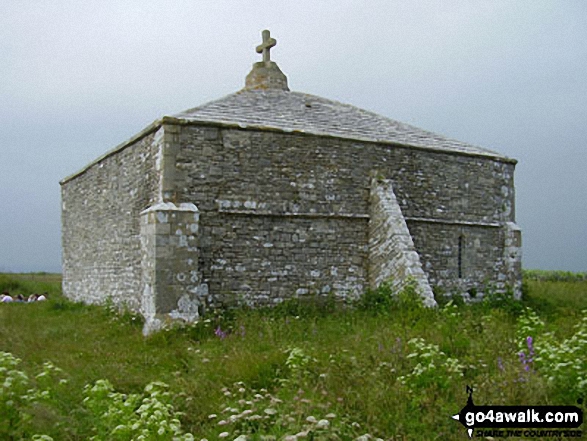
[1,272,586,440]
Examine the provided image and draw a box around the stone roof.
[172,30,513,161]
[173,88,511,160]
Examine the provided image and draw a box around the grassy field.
[1,272,586,440]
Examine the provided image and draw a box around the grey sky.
[1,0,585,273]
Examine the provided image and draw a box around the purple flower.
[497,357,504,372]
[215,326,227,339]
[518,336,535,373]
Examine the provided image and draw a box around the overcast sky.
[1,0,585,273]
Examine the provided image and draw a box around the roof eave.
[60,115,517,186]
[167,116,518,165]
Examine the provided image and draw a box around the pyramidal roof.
[170,30,513,162]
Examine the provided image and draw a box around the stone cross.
[256,29,276,63]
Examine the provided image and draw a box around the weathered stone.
[60,30,522,332]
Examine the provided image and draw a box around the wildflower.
[215,326,227,339]
[208,414,217,419]
[264,408,277,415]
[316,419,330,429]
[325,413,336,418]
[218,432,229,438]
[306,416,317,423]
[497,357,504,372]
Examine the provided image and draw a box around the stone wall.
[172,124,518,304]
[407,222,506,295]
[61,131,160,309]
[61,121,520,316]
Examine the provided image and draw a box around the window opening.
[458,235,463,279]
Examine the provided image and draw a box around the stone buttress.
[368,178,437,306]
[139,125,208,334]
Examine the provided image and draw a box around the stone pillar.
[504,221,523,299]
[140,202,208,335]
[368,178,437,307]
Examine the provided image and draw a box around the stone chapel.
[61,30,522,332]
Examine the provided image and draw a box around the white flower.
[219,432,230,438]
[264,408,277,415]
[306,416,317,423]
[208,414,217,419]
[325,413,336,419]
[316,419,330,429]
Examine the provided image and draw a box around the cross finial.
[256,29,276,63]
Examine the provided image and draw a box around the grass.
[1,272,586,440]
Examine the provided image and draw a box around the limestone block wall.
[202,212,368,307]
[172,126,373,307]
[172,124,519,304]
[61,120,520,314]
[408,222,506,295]
[61,131,160,309]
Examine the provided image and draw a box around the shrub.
[83,379,194,440]
[398,338,464,392]
[0,351,65,440]
[517,308,587,399]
